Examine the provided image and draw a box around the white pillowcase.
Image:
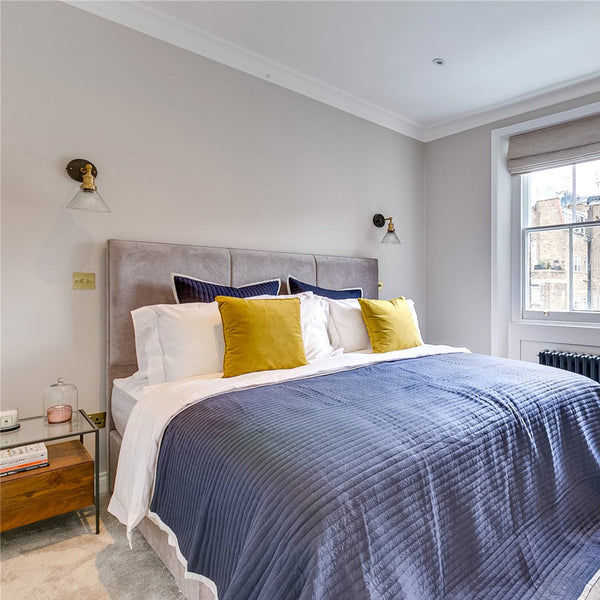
[298,294,338,360]
[130,292,338,385]
[327,297,424,353]
[327,298,371,353]
[132,302,224,384]
[157,302,224,382]
[406,300,424,346]
[131,306,164,383]
[250,292,337,360]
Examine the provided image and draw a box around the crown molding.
[64,1,422,140]
[420,74,600,142]
[65,1,600,143]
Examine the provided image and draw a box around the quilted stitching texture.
[151,353,600,600]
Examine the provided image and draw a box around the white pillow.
[250,292,337,360]
[130,291,338,384]
[155,302,224,382]
[327,298,371,352]
[327,297,424,353]
[131,306,164,383]
[131,302,224,384]
[406,299,424,346]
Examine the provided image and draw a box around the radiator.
[538,349,600,383]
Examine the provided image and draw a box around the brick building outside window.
[528,194,600,313]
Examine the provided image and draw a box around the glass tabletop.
[0,410,97,450]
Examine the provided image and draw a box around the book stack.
[0,443,49,477]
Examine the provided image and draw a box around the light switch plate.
[73,272,95,290]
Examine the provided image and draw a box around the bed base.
[111,428,211,599]
[138,518,214,600]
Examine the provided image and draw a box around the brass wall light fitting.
[66,159,110,212]
[373,213,400,244]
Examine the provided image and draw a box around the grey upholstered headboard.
[107,239,378,385]
[106,239,377,486]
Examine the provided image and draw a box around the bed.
[106,239,600,600]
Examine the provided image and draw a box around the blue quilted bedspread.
[150,353,600,600]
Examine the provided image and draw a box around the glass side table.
[0,409,100,534]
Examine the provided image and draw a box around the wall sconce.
[65,159,110,212]
[373,214,400,244]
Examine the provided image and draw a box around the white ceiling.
[69,1,600,141]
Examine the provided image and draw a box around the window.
[492,105,600,357]
[529,284,541,308]
[521,159,600,321]
[574,212,587,235]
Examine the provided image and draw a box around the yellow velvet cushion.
[216,296,308,378]
[358,297,423,353]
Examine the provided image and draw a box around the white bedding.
[108,344,469,540]
[111,372,147,436]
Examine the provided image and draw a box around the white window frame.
[491,102,600,357]
[517,168,599,323]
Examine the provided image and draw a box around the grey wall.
[424,92,600,354]
[1,0,425,472]
[423,126,492,352]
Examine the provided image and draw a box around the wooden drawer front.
[0,440,94,532]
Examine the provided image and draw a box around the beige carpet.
[1,495,599,600]
[0,494,183,600]
[581,571,600,600]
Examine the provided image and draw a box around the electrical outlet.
[88,411,106,429]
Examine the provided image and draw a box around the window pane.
[526,229,569,312]
[526,165,572,227]
[575,159,600,199]
[521,159,600,321]
[574,223,600,312]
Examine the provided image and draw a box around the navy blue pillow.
[287,275,362,299]
[172,274,281,303]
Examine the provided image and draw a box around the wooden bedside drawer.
[0,440,94,532]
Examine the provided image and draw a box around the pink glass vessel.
[46,404,73,424]
[43,378,78,424]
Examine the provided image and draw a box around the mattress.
[111,370,233,437]
[111,372,147,436]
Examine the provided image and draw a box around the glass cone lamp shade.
[67,188,110,212]
[373,214,401,245]
[65,159,110,212]
[381,228,401,244]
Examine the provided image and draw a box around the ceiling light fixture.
[432,58,446,66]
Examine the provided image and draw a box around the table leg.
[95,429,100,534]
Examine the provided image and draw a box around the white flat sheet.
[111,372,147,437]
[108,344,469,541]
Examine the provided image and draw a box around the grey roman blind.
[507,113,600,175]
